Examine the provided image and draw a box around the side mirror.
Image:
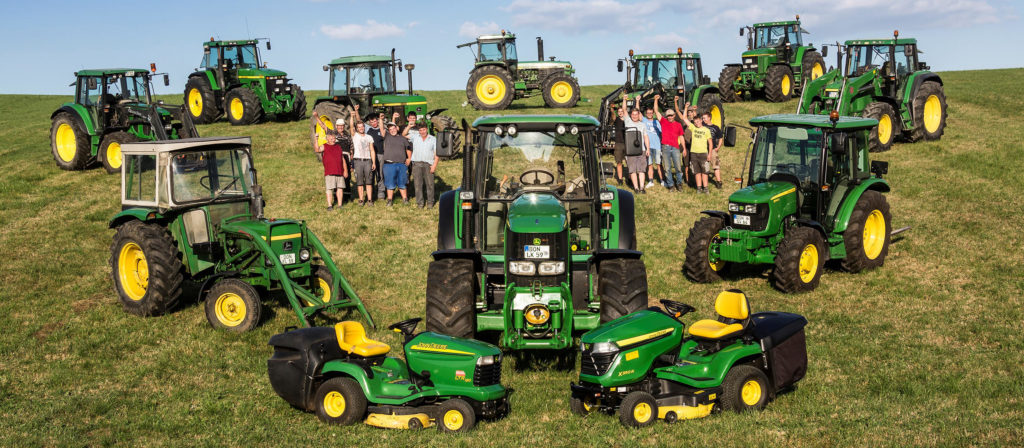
[724,126,737,147]
[822,45,829,57]
[435,131,455,158]
[266,41,271,50]
[918,62,929,70]
[739,27,744,36]
[871,160,889,177]
[617,60,623,72]
[87,77,97,90]
[323,65,329,72]
[163,74,169,86]
[624,129,644,156]
[829,134,846,155]
[702,75,710,85]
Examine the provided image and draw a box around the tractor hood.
[581,309,682,347]
[405,331,502,388]
[371,93,427,106]
[236,67,288,78]
[507,193,566,233]
[221,219,304,253]
[742,48,777,58]
[517,61,572,70]
[407,332,502,358]
[729,181,796,204]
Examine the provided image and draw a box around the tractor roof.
[634,52,701,60]
[473,114,600,127]
[479,34,515,40]
[750,114,879,130]
[204,39,261,47]
[329,55,392,65]
[754,20,799,27]
[845,38,918,46]
[120,137,252,155]
[75,68,151,76]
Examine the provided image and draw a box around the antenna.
[245,17,250,38]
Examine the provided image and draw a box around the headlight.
[459,191,475,200]
[494,125,504,136]
[538,261,565,275]
[556,124,567,135]
[570,125,578,135]
[589,341,618,354]
[476,355,499,366]
[299,248,311,261]
[524,304,550,325]
[509,261,536,275]
[744,204,758,213]
[728,202,739,212]
[506,124,517,136]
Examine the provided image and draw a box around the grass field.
[1,68,1022,447]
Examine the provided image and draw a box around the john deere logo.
[533,238,541,245]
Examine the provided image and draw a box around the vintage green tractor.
[50,66,196,174]
[684,113,898,293]
[457,32,581,110]
[797,31,947,152]
[570,290,808,427]
[309,51,462,158]
[425,115,648,355]
[183,39,305,125]
[598,48,726,150]
[108,137,373,332]
[268,317,510,432]
[720,15,827,103]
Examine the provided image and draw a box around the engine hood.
[236,67,288,78]
[729,181,797,204]
[742,48,777,58]
[507,193,566,233]
[581,309,682,347]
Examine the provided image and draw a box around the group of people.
[611,92,724,194]
[313,106,440,209]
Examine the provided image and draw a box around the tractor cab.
[74,68,167,131]
[630,51,705,93]
[841,37,924,103]
[749,20,804,51]
[200,39,280,88]
[461,33,519,69]
[321,54,424,115]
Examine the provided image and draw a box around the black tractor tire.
[184,76,220,124]
[697,93,726,129]
[425,258,476,338]
[204,278,262,332]
[541,74,580,108]
[286,84,307,121]
[307,265,335,306]
[772,226,826,293]
[598,258,648,323]
[718,66,742,102]
[569,397,595,416]
[437,398,477,433]
[50,112,92,170]
[863,102,898,152]
[619,391,658,428]
[720,364,771,412]
[801,51,826,88]
[684,216,728,283]
[310,101,351,154]
[841,190,892,273]
[314,377,367,425]
[909,81,947,142]
[430,114,464,158]
[224,88,262,126]
[765,65,795,103]
[466,66,515,110]
[109,220,183,316]
[99,131,138,174]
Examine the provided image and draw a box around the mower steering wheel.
[388,317,422,336]
[660,299,696,321]
[520,169,556,186]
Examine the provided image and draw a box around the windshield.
[479,41,505,62]
[347,64,393,94]
[754,25,800,49]
[222,45,260,68]
[634,59,696,90]
[105,73,150,102]
[171,149,253,204]
[750,126,824,187]
[481,131,590,200]
[846,44,914,77]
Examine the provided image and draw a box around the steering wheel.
[388,317,422,337]
[520,169,556,186]
[660,299,696,320]
[775,164,809,179]
[199,175,238,192]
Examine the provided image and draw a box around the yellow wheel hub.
[443,409,464,430]
[475,75,506,105]
[632,402,652,423]
[550,81,573,104]
[214,292,246,327]
[924,94,941,133]
[323,391,346,418]
[781,75,792,96]
[106,141,122,170]
[188,88,203,117]
[315,116,335,147]
[741,379,762,406]
[877,113,892,145]
[55,123,76,162]
[118,242,148,301]
[863,210,886,260]
[229,97,244,121]
[709,233,725,272]
[811,63,824,80]
[304,276,332,307]
[798,243,819,283]
[710,105,723,129]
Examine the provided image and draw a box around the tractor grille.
[580,350,617,376]
[473,360,502,386]
[743,57,758,71]
[507,232,566,288]
[266,77,290,95]
[731,203,769,232]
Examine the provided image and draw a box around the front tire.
[286,84,307,121]
[773,226,826,293]
[720,364,770,412]
[184,76,220,124]
[801,51,826,87]
[541,74,580,108]
[698,93,725,129]
[765,65,795,102]
[684,216,728,283]
[99,131,138,174]
[204,278,262,332]
[863,102,898,152]
[841,190,891,273]
[310,101,351,154]
[910,81,947,141]
[314,377,367,425]
[307,265,335,306]
[425,258,476,338]
[569,397,595,416]
[225,88,262,126]
[50,112,91,170]
[619,391,658,428]
[598,258,648,323]
[466,66,514,110]
[718,66,742,102]
[437,398,476,433]
[110,221,183,316]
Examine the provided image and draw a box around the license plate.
[279,253,296,265]
[524,245,550,259]
[733,214,751,226]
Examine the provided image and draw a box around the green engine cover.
[580,309,684,386]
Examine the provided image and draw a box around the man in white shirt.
[349,107,377,206]
[407,122,439,208]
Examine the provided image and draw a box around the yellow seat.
[688,290,750,340]
[335,321,390,357]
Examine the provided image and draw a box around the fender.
[689,85,719,106]
[615,189,636,250]
[793,45,813,68]
[437,190,458,250]
[832,178,890,234]
[700,210,730,224]
[431,248,483,272]
[319,360,375,399]
[469,62,509,74]
[108,208,163,229]
[51,104,96,136]
[902,71,942,123]
[657,342,763,389]
[592,248,642,262]
[189,70,220,91]
[795,219,827,238]
[723,63,742,68]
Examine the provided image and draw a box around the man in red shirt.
[654,95,685,191]
[315,132,348,210]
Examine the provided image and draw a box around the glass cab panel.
[750,125,824,188]
[170,149,253,205]
[346,64,394,94]
[755,25,789,49]
[124,154,158,205]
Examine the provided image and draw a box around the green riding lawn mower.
[50,66,197,174]
[720,15,827,103]
[268,317,510,432]
[184,39,305,125]
[798,31,947,152]
[425,115,648,360]
[108,137,373,332]
[458,31,581,110]
[684,113,907,293]
[309,50,463,159]
[571,290,808,427]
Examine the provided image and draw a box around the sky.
[1,0,1021,96]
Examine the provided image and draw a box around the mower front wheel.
[314,377,367,425]
[204,278,262,332]
[684,216,728,283]
[720,364,770,412]
[569,397,595,416]
[773,226,826,293]
[437,398,476,433]
[619,391,658,427]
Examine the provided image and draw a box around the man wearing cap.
[381,121,412,206]
[653,95,684,191]
[315,132,348,210]
[364,112,387,200]
[349,105,377,205]
[676,98,713,193]
[408,121,439,208]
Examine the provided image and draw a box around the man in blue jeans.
[381,122,412,206]
[653,95,685,190]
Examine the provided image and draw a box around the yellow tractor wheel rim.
[710,105,723,128]
[55,123,77,162]
[315,116,335,147]
[229,97,244,121]
[106,141,122,170]
[443,409,464,430]
[923,94,941,133]
[781,75,792,96]
[798,243,819,283]
[214,292,246,327]
[877,113,892,145]
[118,242,148,301]
[304,276,332,307]
[188,88,203,117]
[323,391,346,418]
[811,62,824,80]
[632,402,652,423]
[550,81,573,104]
[475,75,506,105]
[741,379,763,406]
[583,400,593,412]
[863,210,886,260]
[709,233,725,272]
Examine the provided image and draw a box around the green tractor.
[797,31,947,152]
[268,317,510,432]
[684,113,897,293]
[457,32,581,110]
[720,16,827,103]
[183,39,305,125]
[108,137,373,332]
[50,67,196,174]
[571,290,808,427]
[425,115,648,355]
[309,51,462,158]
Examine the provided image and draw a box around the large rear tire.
[541,74,580,108]
[184,76,220,124]
[225,88,262,126]
[314,377,367,425]
[718,66,742,103]
[801,51,826,88]
[598,258,648,323]
[772,226,826,293]
[310,101,351,154]
[863,102,898,152]
[765,65,795,103]
[910,81,947,142]
[466,66,514,110]
[720,364,770,412]
[99,131,138,174]
[109,221,183,316]
[284,84,307,121]
[50,112,91,170]
[841,190,891,273]
[684,216,728,283]
[204,278,262,332]
[697,93,725,129]
[425,258,476,338]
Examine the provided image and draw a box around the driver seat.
[335,321,390,357]
[688,290,751,340]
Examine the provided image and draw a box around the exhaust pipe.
[405,64,415,95]
[537,37,544,61]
